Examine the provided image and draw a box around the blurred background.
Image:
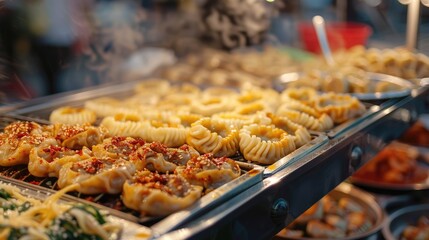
[0,0,428,103]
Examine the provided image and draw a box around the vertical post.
[336,0,348,22]
[313,16,335,66]
[406,0,420,50]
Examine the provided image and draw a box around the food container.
[273,72,416,102]
[298,22,372,54]
[382,204,429,240]
[350,141,429,192]
[274,183,385,240]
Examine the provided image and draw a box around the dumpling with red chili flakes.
[44,123,109,150]
[122,170,203,216]
[0,121,50,166]
[58,157,136,194]
[92,136,146,160]
[167,144,200,166]
[28,138,93,177]
[130,142,199,173]
[176,153,240,190]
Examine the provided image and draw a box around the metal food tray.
[0,115,264,236]
[8,80,395,174]
[272,72,408,138]
[274,183,385,240]
[349,142,429,192]
[273,72,416,101]
[10,79,391,139]
[11,81,140,120]
[0,177,152,240]
[9,87,330,177]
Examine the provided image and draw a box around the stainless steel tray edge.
[273,72,417,101]
[11,81,140,118]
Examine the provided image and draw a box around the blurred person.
[0,1,19,79]
[0,1,36,102]
[26,0,93,95]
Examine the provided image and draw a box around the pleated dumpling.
[267,113,312,148]
[49,106,96,125]
[122,170,203,216]
[0,121,48,166]
[190,96,236,116]
[187,118,239,157]
[45,123,109,150]
[212,112,254,129]
[135,79,171,96]
[239,124,296,164]
[176,153,240,190]
[92,136,146,160]
[84,97,135,117]
[321,72,350,93]
[100,113,149,139]
[130,142,199,173]
[313,93,366,124]
[280,87,317,106]
[147,120,188,148]
[278,99,321,118]
[277,107,333,131]
[29,138,92,177]
[58,157,136,194]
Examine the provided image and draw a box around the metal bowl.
[275,183,385,240]
[273,72,415,101]
[382,204,429,240]
[350,162,429,192]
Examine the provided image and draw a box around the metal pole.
[406,0,420,50]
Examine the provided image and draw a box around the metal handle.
[312,15,335,66]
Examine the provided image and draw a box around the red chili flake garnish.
[129,137,146,146]
[135,171,169,185]
[42,145,64,157]
[149,142,168,154]
[167,149,179,158]
[106,137,145,154]
[29,180,41,185]
[3,122,41,146]
[78,158,104,174]
[112,200,123,211]
[110,136,127,147]
[84,196,95,202]
[179,144,189,151]
[130,146,154,162]
[16,132,28,139]
[212,156,228,167]
[55,124,86,140]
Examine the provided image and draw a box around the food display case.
[0,76,427,239]
[2,1,429,239]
